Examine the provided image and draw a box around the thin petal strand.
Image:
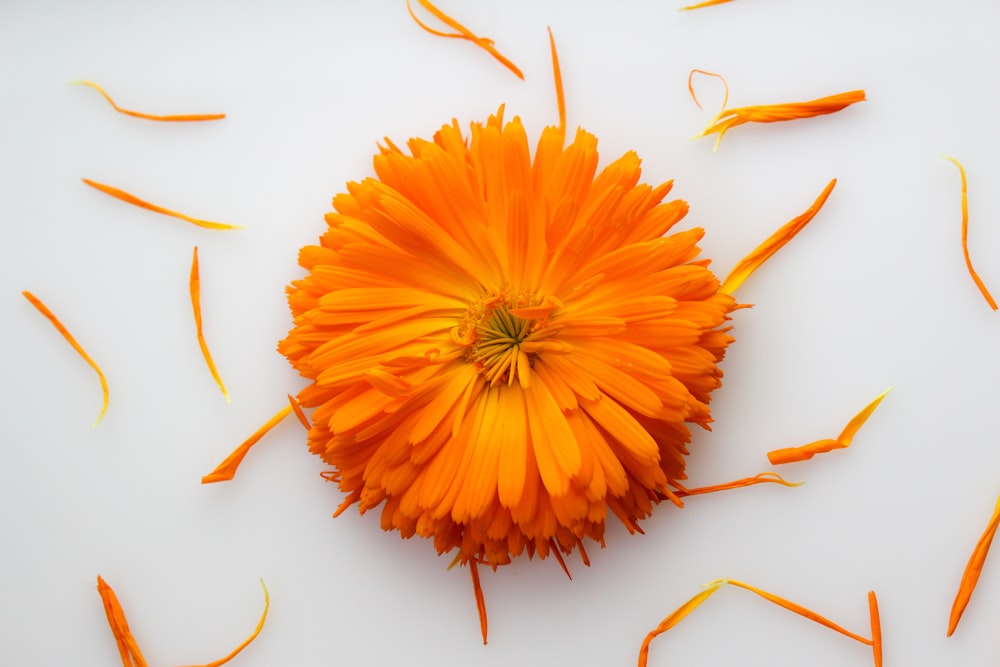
[96,576,268,667]
[869,591,883,667]
[190,247,230,402]
[406,0,523,79]
[721,179,836,295]
[680,0,736,9]
[176,580,270,667]
[470,560,488,645]
[944,156,998,310]
[767,387,892,465]
[202,405,293,483]
[674,471,802,498]
[638,581,725,667]
[547,27,566,135]
[23,290,109,428]
[947,493,1000,636]
[721,579,874,646]
[72,80,225,121]
[82,179,242,231]
[640,579,875,666]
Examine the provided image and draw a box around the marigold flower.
[278,107,739,577]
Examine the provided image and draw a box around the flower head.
[278,108,737,571]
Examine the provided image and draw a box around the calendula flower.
[199,23,834,642]
[279,106,738,574]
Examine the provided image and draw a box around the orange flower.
[280,110,738,574]
[267,27,833,642]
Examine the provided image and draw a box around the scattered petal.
[470,560,488,645]
[869,590,882,667]
[673,471,803,498]
[721,179,837,295]
[547,27,566,135]
[178,580,270,667]
[680,0,736,10]
[190,247,230,403]
[72,80,225,121]
[722,579,874,646]
[640,579,875,665]
[406,0,523,79]
[202,405,293,483]
[943,156,998,310]
[638,581,725,666]
[96,576,268,667]
[767,387,891,465]
[22,290,109,428]
[687,72,865,151]
[96,575,147,667]
[947,493,1000,636]
[82,179,242,231]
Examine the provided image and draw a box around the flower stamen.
[459,291,554,387]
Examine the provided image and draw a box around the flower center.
[454,290,554,387]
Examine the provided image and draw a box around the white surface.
[2,1,1000,665]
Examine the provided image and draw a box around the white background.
[3,1,1000,665]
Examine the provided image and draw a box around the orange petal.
[96,575,148,667]
[190,247,230,402]
[694,86,865,151]
[947,493,1000,636]
[720,179,836,295]
[405,0,523,80]
[82,179,242,231]
[287,394,311,430]
[721,579,874,646]
[23,291,109,428]
[869,590,882,667]
[680,0,736,10]
[638,581,725,666]
[673,471,802,497]
[176,580,269,667]
[687,69,729,113]
[944,156,998,310]
[767,438,840,465]
[640,579,875,665]
[470,560,488,645]
[202,404,293,483]
[547,27,566,135]
[72,80,225,121]
[836,387,892,446]
[768,388,891,465]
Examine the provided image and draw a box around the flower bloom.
[278,108,738,572]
